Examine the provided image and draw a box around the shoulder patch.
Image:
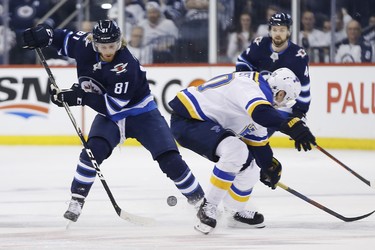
[253,36,263,46]
[296,48,307,58]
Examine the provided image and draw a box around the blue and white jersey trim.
[105,94,157,121]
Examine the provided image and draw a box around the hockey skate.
[194,198,217,234]
[226,209,265,228]
[63,197,85,222]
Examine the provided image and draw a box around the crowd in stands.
[1,0,375,65]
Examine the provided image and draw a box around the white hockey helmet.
[267,68,301,108]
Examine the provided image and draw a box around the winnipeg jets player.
[22,20,205,222]
[169,68,316,234]
[236,13,311,121]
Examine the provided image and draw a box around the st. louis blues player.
[236,13,311,121]
[22,20,204,222]
[169,68,316,234]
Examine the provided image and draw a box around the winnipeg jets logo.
[81,79,102,94]
[93,62,101,71]
[296,49,307,58]
[111,63,128,74]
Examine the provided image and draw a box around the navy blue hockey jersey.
[51,29,156,122]
[236,36,311,114]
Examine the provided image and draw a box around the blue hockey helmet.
[92,20,121,43]
[268,12,293,29]
[92,20,122,52]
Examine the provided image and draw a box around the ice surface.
[1,146,375,250]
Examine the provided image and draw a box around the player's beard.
[272,36,288,48]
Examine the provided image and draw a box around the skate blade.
[194,222,215,234]
[65,220,74,230]
[227,219,266,229]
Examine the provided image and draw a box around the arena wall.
[0,65,374,149]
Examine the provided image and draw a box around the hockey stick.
[277,182,375,222]
[315,145,374,188]
[35,48,154,225]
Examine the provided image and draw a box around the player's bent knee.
[80,137,113,165]
[236,161,260,189]
[215,136,250,173]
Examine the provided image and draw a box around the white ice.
[1,145,375,250]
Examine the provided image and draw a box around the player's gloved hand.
[22,24,54,49]
[50,83,85,107]
[260,157,282,189]
[280,117,316,151]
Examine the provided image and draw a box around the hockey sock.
[157,151,204,203]
[70,157,97,197]
[70,137,112,197]
[206,165,236,205]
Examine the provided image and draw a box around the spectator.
[333,9,352,44]
[255,5,280,37]
[0,25,16,64]
[108,0,145,41]
[321,9,352,47]
[108,0,145,25]
[177,0,209,62]
[162,0,186,27]
[299,10,331,62]
[226,12,253,63]
[8,0,53,64]
[139,1,178,63]
[363,15,375,46]
[127,26,153,64]
[322,19,331,34]
[217,0,235,60]
[335,19,374,63]
[299,10,330,49]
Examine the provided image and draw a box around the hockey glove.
[260,157,282,189]
[50,83,85,107]
[292,109,306,119]
[280,117,316,151]
[22,24,54,49]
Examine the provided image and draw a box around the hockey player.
[22,20,204,222]
[236,12,310,121]
[169,68,316,234]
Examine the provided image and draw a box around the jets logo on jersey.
[296,49,307,58]
[81,79,103,94]
[111,63,128,74]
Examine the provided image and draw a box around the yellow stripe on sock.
[210,175,232,190]
[228,188,251,202]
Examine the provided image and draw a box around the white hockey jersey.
[174,71,273,146]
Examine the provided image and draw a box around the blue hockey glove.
[280,117,316,151]
[22,24,54,49]
[260,157,282,189]
[50,83,85,107]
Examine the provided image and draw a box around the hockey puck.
[167,195,177,206]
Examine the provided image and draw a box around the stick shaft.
[315,145,371,187]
